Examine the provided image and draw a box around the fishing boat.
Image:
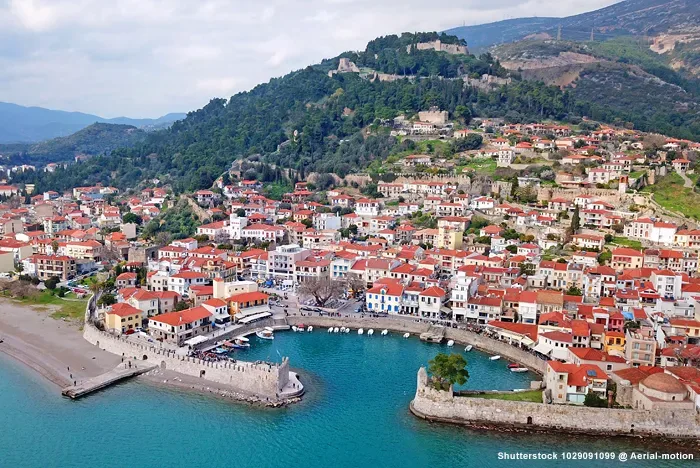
[307,326,313,332]
[403,333,410,338]
[447,340,454,347]
[507,363,520,369]
[510,367,529,373]
[367,329,374,336]
[465,345,473,352]
[358,328,364,335]
[489,355,501,361]
[256,328,274,340]
[381,329,388,336]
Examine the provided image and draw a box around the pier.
[61,362,157,399]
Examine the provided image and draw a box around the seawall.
[410,368,700,439]
[83,323,291,401]
[287,315,546,374]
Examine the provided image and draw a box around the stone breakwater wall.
[411,368,700,439]
[83,324,289,400]
[287,316,546,374]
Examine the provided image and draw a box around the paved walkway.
[62,361,156,399]
[677,169,694,188]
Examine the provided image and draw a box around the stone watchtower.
[618,175,629,194]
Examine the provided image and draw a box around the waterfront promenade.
[62,362,157,399]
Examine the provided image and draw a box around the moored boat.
[333,327,339,333]
[489,355,501,361]
[367,329,374,336]
[510,367,529,373]
[358,328,364,335]
[403,333,409,338]
[447,340,454,347]
[307,326,313,332]
[328,327,333,333]
[507,363,520,369]
[381,329,388,336]
[256,329,274,340]
[465,345,473,352]
[292,325,298,332]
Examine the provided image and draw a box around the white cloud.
[0,0,621,117]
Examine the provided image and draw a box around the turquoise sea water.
[0,331,694,467]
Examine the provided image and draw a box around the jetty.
[420,325,445,343]
[61,362,156,399]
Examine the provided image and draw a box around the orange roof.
[107,303,142,317]
[227,291,269,303]
[150,306,211,326]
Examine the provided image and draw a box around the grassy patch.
[612,236,642,250]
[462,389,543,403]
[19,291,88,321]
[457,158,496,176]
[642,173,700,220]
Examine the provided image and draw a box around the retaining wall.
[287,316,546,374]
[83,324,289,399]
[411,368,700,439]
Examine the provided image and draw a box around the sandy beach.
[0,299,122,388]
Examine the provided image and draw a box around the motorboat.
[447,340,454,347]
[333,327,339,333]
[381,329,388,336]
[292,325,298,332]
[358,328,364,335]
[403,333,410,338]
[328,327,333,333]
[340,327,346,333]
[510,367,529,373]
[465,345,473,352]
[256,329,274,340]
[344,328,350,333]
[368,329,374,336]
[307,326,313,332]
[232,337,250,349]
[507,363,520,369]
[489,355,501,361]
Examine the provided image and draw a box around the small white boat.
[403,333,410,338]
[358,328,364,335]
[256,329,274,340]
[368,329,374,336]
[381,329,388,336]
[465,345,473,352]
[328,327,333,333]
[291,325,298,332]
[489,355,501,361]
[307,326,313,332]
[447,340,454,347]
[344,328,350,333]
[340,327,346,333]
[333,327,339,333]
[510,367,529,373]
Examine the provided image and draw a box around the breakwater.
[83,323,297,402]
[410,368,700,439]
[287,315,546,374]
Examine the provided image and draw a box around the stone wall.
[411,368,700,438]
[537,187,625,204]
[287,316,546,374]
[83,324,289,400]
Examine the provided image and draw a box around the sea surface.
[0,331,694,467]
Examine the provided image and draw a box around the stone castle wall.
[411,368,700,438]
[83,324,289,399]
[537,187,624,204]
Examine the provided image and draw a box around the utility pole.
[557,24,562,41]
[590,26,594,42]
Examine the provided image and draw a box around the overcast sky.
[0,0,619,118]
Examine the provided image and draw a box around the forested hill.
[10,31,697,194]
[1,123,146,166]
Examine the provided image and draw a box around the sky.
[0,0,620,118]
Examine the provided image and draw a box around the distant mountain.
[0,101,186,143]
[446,0,700,51]
[0,123,146,166]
